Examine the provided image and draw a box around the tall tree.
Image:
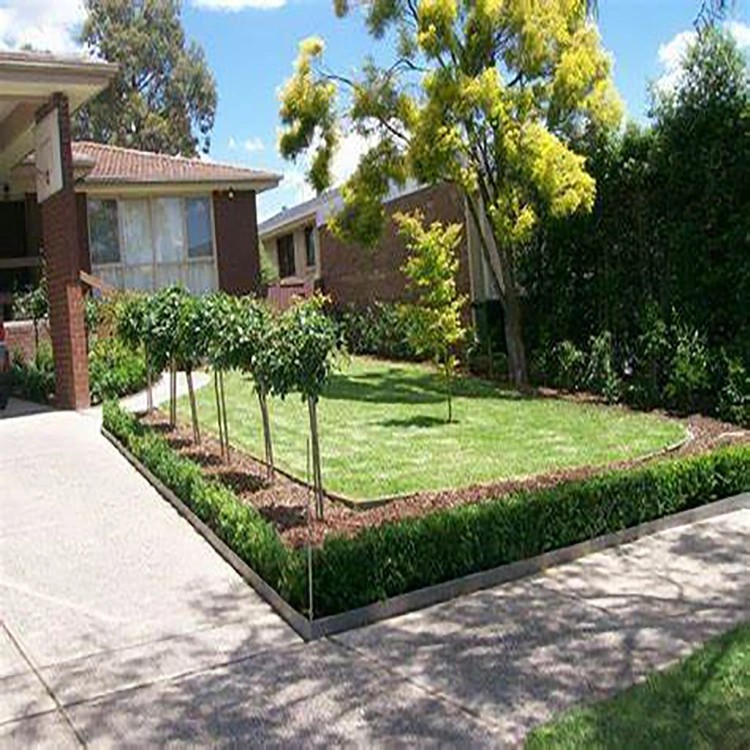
[74,0,217,156]
[278,0,621,386]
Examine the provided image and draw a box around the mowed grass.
[526,623,750,749]
[179,356,686,500]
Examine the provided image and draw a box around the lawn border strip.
[101,425,749,642]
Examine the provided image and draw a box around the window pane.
[277,234,295,278]
[305,226,316,267]
[186,197,213,258]
[88,199,120,264]
[120,199,153,266]
[152,198,184,264]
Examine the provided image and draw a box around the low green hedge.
[103,402,306,610]
[103,401,750,619]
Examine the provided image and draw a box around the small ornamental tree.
[232,298,280,480]
[115,292,157,411]
[202,291,243,461]
[149,286,189,427]
[174,293,211,444]
[395,211,467,423]
[13,277,49,366]
[277,295,339,519]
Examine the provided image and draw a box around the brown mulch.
[140,411,748,549]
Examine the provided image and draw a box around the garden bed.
[142,409,746,548]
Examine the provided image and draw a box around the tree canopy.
[278,0,622,385]
[74,0,217,156]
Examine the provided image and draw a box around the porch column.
[35,93,90,409]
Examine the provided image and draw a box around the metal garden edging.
[102,426,749,642]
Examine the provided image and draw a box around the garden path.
[0,401,747,746]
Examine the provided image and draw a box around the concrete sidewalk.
[1,405,748,746]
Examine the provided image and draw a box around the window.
[277,233,296,278]
[185,197,213,258]
[88,199,120,264]
[304,226,316,268]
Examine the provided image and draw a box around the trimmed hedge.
[89,337,148,403]
[103,402,307,611]
[103,401,750,619]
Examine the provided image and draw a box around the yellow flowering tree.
[278,0,621,386]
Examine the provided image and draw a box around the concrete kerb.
[101,426,750,642]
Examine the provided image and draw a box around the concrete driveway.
[1,400,748,746]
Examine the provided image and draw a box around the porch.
[0,51,115,408]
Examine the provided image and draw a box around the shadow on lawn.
[323,366,524,406]
[378,415,455,429]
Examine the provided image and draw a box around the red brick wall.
[319,183,471,306]
[36,94,90,409]
[4,320,50,364]
[76,192,91,274]
[213,190,261,295]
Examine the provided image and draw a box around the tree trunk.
[145,343,153,414]
[258,389,274,481]
[186,370,201,444]
[169,361,177,427]
[503,288,528,388]
[214,370,226,459]
[219,369,230,463]
[308,396,324,520]
[443,354,453,424]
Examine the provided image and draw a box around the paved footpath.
[1,401,748,747]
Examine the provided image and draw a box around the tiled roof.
[71,141,280,187]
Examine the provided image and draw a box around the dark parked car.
[0,320,11,410]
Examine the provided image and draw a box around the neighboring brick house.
[258,182,500,318]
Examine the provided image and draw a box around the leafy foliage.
[104,400,750,621]
[395,211,467,421]
[88,336,148,403]
[75,0,217,156]
[278,0,622,384]
[334,302,421,361]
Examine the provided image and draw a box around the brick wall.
[319,183,471,307]
[36,94,90,409]
[213,190,261,295]
[4,320,50,364]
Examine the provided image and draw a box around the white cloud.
[330,130,373,185]
[0,0,85,54]
[726,20,750,49]
[655,21,750,95]
[243,136,265,152]
[227,136,237,150]
[191,0,286,10]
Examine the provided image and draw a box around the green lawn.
[526,624,750,749]
[180,357,686,500]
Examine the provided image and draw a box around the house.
[258,181,500,317]
[0,50,279,409]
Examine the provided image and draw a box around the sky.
[0,0,748,220]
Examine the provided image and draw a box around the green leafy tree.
[12,278,48,366]
[75,0,217,156]
[395,211,466,422]
[278,0,621,386]
[276,296,339,519]
[115,291,157,411]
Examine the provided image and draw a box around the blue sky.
[178,0,748,220]
[0,0,747,219]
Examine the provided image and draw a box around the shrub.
[584,330,622,403]
[334,302,421,361]
[552,340,586,391]
[310,443,750,616]
[88,337,148,403]
[664,323,711,413]
[104,401,749,621]
[102,401,307,611]
[717,355,750,427]
[10,343,55,403]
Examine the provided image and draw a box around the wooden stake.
[308,396,324,520]
[214,370,226,459]
[258,389,274,482]
[219,369,230,463]
[186,370,201,444]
